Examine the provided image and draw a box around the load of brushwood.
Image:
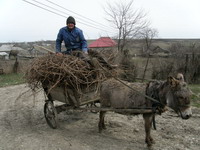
[25,51,116,94]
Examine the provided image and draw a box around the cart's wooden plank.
[74,107,155,114]
[55,98,100,113]
[80,98,100,105]
[55,98,157,114]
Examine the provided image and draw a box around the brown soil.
[0,84,200,150]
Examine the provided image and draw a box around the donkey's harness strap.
[97,61,164,114]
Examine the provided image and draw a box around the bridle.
[172,92,191,119]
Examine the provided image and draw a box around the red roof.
[89,37,117,48]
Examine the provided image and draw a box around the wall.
[0,59,33,74]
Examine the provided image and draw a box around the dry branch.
[25,54,109,94]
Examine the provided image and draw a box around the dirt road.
[0,84,200,150]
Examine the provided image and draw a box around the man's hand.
[56,52,63,56]
[83,51,88,55]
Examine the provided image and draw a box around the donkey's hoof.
[146,140,153,148]
[150,138,155,144]
[98,129,102,133]
[147,143,152,148]
[147,145,153,150]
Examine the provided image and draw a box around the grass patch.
[0,73,25,87]
[189,84,200,107]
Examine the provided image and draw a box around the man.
[55,16,116,69]
[56,16,88,55]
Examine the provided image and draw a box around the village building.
[0,44,27,59]
[88,37,117,50]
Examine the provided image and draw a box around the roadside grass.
[0,73,25,87]
[189,84,200,108]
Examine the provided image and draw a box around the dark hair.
[66,16,76,25]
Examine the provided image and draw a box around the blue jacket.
[56,26,88,53]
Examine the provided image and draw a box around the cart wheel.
[44,101,58,129]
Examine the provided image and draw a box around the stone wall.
[0,59,33,74]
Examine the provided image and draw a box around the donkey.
[98,75,192,147]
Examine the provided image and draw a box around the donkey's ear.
[167,76,179,87]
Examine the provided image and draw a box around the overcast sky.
[0,0,200,42]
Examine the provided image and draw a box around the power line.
[33,0,112,30]
[22,0,116,35]
[23,0,66,19]
[45,0,115,30]
[24,0,116,34]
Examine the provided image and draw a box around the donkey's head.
[166,75,192,119]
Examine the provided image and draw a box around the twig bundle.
[25,54,107,94]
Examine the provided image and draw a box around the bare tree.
[104,0,149,52]
[139,27,158,82]
[139,27,158,54]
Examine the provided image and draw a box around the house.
[0,44,14,53]
[88,37,117,49]
[0,52,9,60]
[149,45,171,57]
[151,46,170,54]
[0,44,27,59]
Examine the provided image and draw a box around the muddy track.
[0,84,200,150]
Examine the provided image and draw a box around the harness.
[96,62,168,130]
[113,75,164,130]
[97,62,164,109]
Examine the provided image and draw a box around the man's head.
[66,16,75,30]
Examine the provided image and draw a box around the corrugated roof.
[0,44,24,52]
[0,52,9,56]
[88,37,117,48]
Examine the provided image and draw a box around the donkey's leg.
[143,113,155,147]
[98,111,106,133]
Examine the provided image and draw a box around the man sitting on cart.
[55,16,117,69]
[55,16,88,56]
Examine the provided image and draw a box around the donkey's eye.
[184,98,190,104]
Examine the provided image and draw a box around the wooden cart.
[43,84,100,129]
